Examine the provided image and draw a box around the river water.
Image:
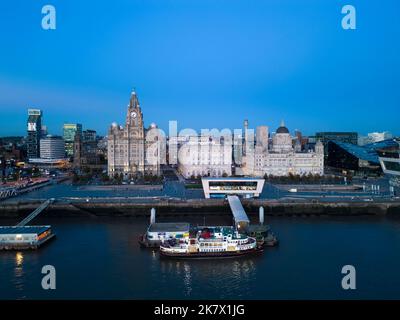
[1,215,400,300]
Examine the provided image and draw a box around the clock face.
[131,111,137,119]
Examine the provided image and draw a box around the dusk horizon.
[1,0,399,137]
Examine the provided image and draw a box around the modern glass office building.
[63,123,82,157]
[40,135,65,160]
[327,139,399,175]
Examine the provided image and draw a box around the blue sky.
[0,0,399,137]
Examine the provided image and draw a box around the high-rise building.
[63,123,82,157]
[73,132,104,169]
[256,126,269,149]
[27,109,43,160]
[83,129,97,142]
[40,135,65,159]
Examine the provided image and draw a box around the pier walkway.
[16,198,54,227]
[227,195,250,229]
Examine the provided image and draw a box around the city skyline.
[1,0,400,136]
[2,1,400,304]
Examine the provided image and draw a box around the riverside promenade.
[1,197,399,219]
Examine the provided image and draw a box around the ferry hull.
[159,247,263,259]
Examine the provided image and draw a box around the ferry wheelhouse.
[159,226,262,258]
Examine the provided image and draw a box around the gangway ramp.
[16,198,54,227]
[227,195,250,230]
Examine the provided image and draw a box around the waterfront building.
[232,131,243,167]
[315,131,358,158]
[39,135,65,160]
[167,135,189,166]
[107,91,160,179]
[27,109,43,160]
[177,134,232,179]
[326,139,399,175]
[63,123,82,158]
[241,121,324,177]
[145,123,166,176]
[379,147,400,193]
[201,177,265,199]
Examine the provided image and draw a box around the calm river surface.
[1,215,400,300]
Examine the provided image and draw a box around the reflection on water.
[13,252,25,293]
[15,252,24,266]
[158,257,258,299]
[1,216,400,299]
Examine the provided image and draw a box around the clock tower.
[126,91,143,128]
[108,90,146,179]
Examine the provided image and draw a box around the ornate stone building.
[241,121,324,177]
[107,91,149,179]
[178,135,232,178]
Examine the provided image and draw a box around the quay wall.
[0,199,400,219]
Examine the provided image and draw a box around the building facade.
[108,91,160,179]
[83,129,97,142]
[178,135,232,179]
[327,139,399,175]
[63,123,82,158]
[241,121,324,177]
[201,177,265,198]
[359,131,393,146]
[315,131,358,159]
[73,133,105,169]
[40,135,65,159]
[27,109,43,160]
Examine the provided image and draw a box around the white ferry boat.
[159,226,262,258]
